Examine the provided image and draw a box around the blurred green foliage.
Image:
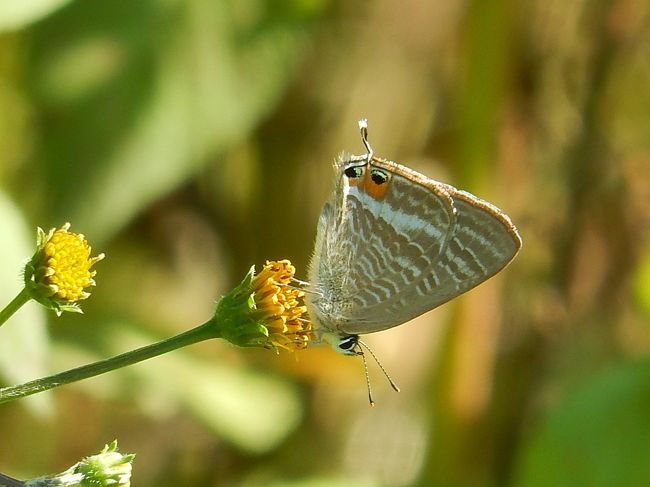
[1,0,649,486]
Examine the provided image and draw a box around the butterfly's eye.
[337,335,359,355]
[344,165,364,179]
[370,169,389,185]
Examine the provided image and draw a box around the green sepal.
[23,440,134,487]
[208,265,271,348]
[74,441,134,487]
[22,259,82,317]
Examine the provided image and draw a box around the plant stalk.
[0,321,217,405]
[0,289,31,328]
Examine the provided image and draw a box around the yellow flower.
[250,260,311,351]
[24,223,104,315]
[211,260,312,351]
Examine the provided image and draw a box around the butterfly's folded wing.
[336,178,521,335]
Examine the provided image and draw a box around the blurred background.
[1,0,649,486]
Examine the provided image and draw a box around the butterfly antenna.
[358,339,401,393]
[357,347,375,407]
[358,119,373,161]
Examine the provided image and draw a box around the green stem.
[0,288,31,328]
[0,321,218,405]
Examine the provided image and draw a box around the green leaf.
[514,359,650,487]
[0,0,73,32]
[30,0,310,242]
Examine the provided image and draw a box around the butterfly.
[304,120,522,401]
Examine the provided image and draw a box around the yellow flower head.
[212,260,312,351]
[24,223,105,315]
[250,260,311,351]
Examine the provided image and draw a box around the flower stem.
[0,321,219,405]
[0,288,31,328]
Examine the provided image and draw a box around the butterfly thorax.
[304,279,355,341]
[304,278,360,354]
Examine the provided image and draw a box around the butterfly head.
[321,331,361,356]
[319,330,400,404]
